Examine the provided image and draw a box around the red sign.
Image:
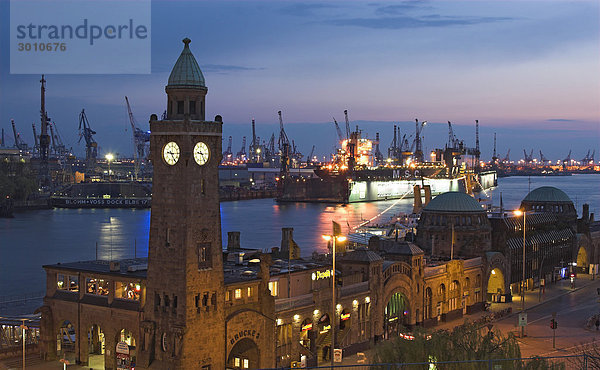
[302,323,313,332]
[341,313,350,321]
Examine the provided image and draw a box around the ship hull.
[51,197,151,208]
[277,170,497,203]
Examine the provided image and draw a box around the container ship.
[277,118,497,203]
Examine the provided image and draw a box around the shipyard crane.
[125,96,151,179]
[39,75,51,186]
[223,136,233,160]
[307,145,315,164]
[522,149,534,164]
[492,133,497,163]
[580,150,591,163]
[236,136,247,160]
[332,118,344,143]
[11,119,28,150]
[539,150,549,164]
[78,109,98,170]
[447,121,459,149]
[562,150,572,165]
[388,125,398,160]
[266,134,276,161]
[32,123,39,155]
[374,133,383,165]
[413,119,426,163]
[343,110,351,140]
[48,122,57,155]
[502,149,511,163]
[589,150,595,164]
[277,111,291,176]
[249,119,259,162]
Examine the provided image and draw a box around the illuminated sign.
[301,323,313,332]
[312,270,333,281]
[341,313,350,321]
[319,324,331,334]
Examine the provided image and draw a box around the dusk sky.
[0,0,598,160]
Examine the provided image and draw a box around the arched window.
[449,280,460,311]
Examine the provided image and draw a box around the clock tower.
[140,38,225,369]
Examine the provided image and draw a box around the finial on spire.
[183,38,191,47]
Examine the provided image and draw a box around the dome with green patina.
[167,38,206,88]
[423,191,484,213]
[522,186,572,204]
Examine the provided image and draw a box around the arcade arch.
[87,324,105,368]
[384,292,409,338]
[115,328,137,369]
[57,320,76,360]
[227,338,259,369]
[577,246,589,272]
[487,268,506,298]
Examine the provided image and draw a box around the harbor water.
[1,174,599,312]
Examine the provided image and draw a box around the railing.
[263,354,598,369]
[340,282,369,297]
[275,293,314,312]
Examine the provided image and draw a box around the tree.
[373,322,564,369]
[569,339,600,369]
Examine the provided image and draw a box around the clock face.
[193,142,210,166]
[163,141,180,165]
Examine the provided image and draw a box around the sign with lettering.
[312,269,333,281]
[116,341,129,355]
[229,329,260,345]
[301,323,313,332]
[341,313,351,321]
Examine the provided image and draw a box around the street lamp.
[514,209,531,338]
[322,233,346,367]
[105,153,114,181]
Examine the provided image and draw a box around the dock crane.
[39,75,51,186]
[332,118,344,143]
[580,150,591,163]
[562,150,572,165]
[343,110,351,140]
[492,132,497,163]
[32,123,39,155]
[374,133,383,165]
[249,119,259,162]
[502,149,511,163]
[307,145,315,164]
[236,136,247,160]
[447,121,460,149]
[125,96,150,180]
[589,150,595,164]
[223,136,233,161]
[78,109,98,171]
[539,150,549,164]
[11,119,28,150]
[413,119,426,163]
[277,111,291,176]
[522,149,534,164]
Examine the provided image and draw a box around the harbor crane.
[492,133,497,163]
[125,96,150,180]
[580,150,594,164]
[523,149,534,164]
[539,150,549,164]
[11,119,28,150]
[277,111,291,176]
[39,75,51,186]
[236,136,247,160]
[413,119,427,163]
[374,132,383,165]
[307,145,315,164]
[78,109,98,170]
[447,121,460,149]
[344,110,351,140]
[223,136,233,160]
[249,119,260,162]
[502,149,511,163]
[32,123,40,155]
[562,150,572,165]
[332,118,344,143]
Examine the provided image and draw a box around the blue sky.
[0,0,598,161]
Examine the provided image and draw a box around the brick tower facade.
[139,38,225,369]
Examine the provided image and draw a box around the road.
[492,275,600,358]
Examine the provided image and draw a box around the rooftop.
[423,191,485,213]
[522,186,573,203]
[167,38,206,88]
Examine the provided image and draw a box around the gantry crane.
[332,118,344,143]
[223,136,233,161]
[78,109,98,171]
[344,110,351,140]
[11,119,28,150]
[125,96,150,179]
[236,136,247,160]
[39,75,51,186]
[413,119,427,163]
[277,111,291,176]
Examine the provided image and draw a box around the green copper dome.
[523,186,572,203]
[423,191,484,213]
[168,38,206,88]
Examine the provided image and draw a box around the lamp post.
[514,209,530,338]
[105,153,114,181]
[322,233,346,367]
[20,319,27,370]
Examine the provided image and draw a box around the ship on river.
[277,118,497,203]
[50,181,151,208]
